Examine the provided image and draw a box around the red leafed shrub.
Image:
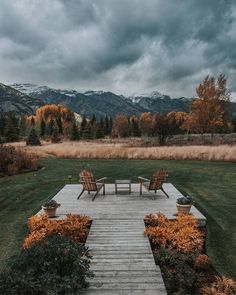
[201,276,236,295]
[144,213,204,254]
[23,214,91,249]
[0,145,38,176]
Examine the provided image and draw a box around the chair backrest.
[149,170,168,190]
[157,169,168,182]
[80,170,97,191]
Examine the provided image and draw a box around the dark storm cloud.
[0,0,235,97]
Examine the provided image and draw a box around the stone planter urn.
[176,196,194,215]
[42,200,60,218]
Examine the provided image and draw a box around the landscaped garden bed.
[0,213,93,294]
[144,213,236,295]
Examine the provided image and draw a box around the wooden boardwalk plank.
[49,183,206,294]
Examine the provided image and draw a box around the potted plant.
[176,196,194,214]
[42,200,60,218]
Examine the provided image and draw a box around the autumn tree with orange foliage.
[167,111,188,134]
[140,112,152,136]
[186,75,231,136]
[35,104,75,136]
[112,113,129,137]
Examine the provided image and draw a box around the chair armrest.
[96,177,107,183]
[138,177,150,182]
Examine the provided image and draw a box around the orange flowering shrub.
[144,213,204,254]
[194,254,211,271]
[23,214,91,249]
[201,276,236,295]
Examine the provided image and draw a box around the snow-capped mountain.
[7,83,194,117]
[0,83,44,115]
[84,90,106,96]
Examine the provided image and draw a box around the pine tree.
[19,115,27,137]
[91,114,96,126]
[104,115,110,135]
[46,119,54,136]
[130,117,141,137]
[51,125,60,143]
[95,124,104,139]
[70,122,80,141]
[80,115,87,136]
[109,117,113,134]
[0,113,5,137]
[56,116,63,134]
[4,112,19,142]
[82,124,93,140]
[26,128,41,146]
[40,119,46,137]
[100,117,104,129]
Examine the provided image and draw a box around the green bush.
[155,247,199,295]
[0,235,93,294]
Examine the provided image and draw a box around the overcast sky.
[0,0,235,98]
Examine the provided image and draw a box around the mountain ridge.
[9,83,192,117]
[2,83,235,119]
[0,83,44,115]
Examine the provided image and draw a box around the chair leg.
[140,182,143,195]
[77,189,85,200]
[161,187,169,198]
[103,183,105,195]
[92,190,99,201]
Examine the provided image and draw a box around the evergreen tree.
[100,117,104,129]
[56,116,63,134]
[19,115,27,137]
[51,125,60,143]
[4,112,19,142]
[82,124,93,140]
[0,113,5,137]
[109,117,113,134]
[70,122,80,141]
[95,124,104,139]
[130,117,141,137]
[40,119,46,137]
[91,114,96,126]
[104,115,110,135]
[26,128,41,146]
[80,115,87,136]
[46,119,54,136]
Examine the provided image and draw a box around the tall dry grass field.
[13,141,236,162]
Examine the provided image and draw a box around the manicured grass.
[0,158,235,279]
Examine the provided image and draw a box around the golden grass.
[12,141,236,162]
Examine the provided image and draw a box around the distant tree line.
[0,75,235,145]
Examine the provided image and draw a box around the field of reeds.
[12,141,236,162]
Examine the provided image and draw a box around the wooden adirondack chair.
[78,170,107,201]
[138,170,169,198]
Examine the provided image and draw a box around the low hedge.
[0,235,93,294]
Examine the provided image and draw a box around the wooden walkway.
[52,183,206,295]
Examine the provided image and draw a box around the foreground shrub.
[145,213,204,254]
[201,276,236,295]
[23,214,91,249]
[194,254,211,271]
[0,235,92,295]
[0,145,38,176]
[155,247,198,294]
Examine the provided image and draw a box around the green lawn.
[0,158,235,279]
